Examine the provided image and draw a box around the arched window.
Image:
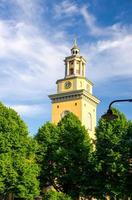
[61,110,70,119]
[69,68,74,75]
[88,112,92,130]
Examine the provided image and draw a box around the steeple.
[64,40,86,78]
[71,38,80,56]
[49,40,100,140]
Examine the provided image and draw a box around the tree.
[123,121,132,198]
[35,122,59,190]
[36,113,94,200]
[56,113,94,199]
[95,108,129,199]
[0,102,39,200]
[43,191,72,200]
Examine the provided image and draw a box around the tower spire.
[73,38,77,48]
[71,38,80,56]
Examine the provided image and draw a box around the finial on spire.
[73,37,77,47]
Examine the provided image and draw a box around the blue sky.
[0,0,132,134]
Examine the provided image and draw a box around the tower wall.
[81,97,97,139]
[51,99,82,124]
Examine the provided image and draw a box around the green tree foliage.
[43,190,72,200]
[0,103,39,200]
[35,122,59,189]
[95,108,130,199]
[35,113,94,200]
[56,113,93,199]
[123,121,132,198]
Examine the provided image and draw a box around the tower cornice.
[48,89,100,104]
[64,55,86,63]
[56,76,94,86]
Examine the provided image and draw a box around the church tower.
[49,40,100,139]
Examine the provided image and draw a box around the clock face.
[65,81,72,89]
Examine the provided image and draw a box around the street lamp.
[102,99,132,120]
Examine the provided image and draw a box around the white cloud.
[54,0,78,17]
[0,19,69,101]
[9,104,47,118]
[82,34,132,82]
[11,0,44,22]
[80,5,130,37]
[80,5,103,36]
[77,5,132,83]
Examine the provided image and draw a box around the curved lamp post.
[102,99,132,120]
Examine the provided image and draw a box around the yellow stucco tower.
[49,40,100,139]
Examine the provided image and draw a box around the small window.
[69,61,73,65]
[69,68,74,75]
[57,105,59,108]
[75,103,77,106]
